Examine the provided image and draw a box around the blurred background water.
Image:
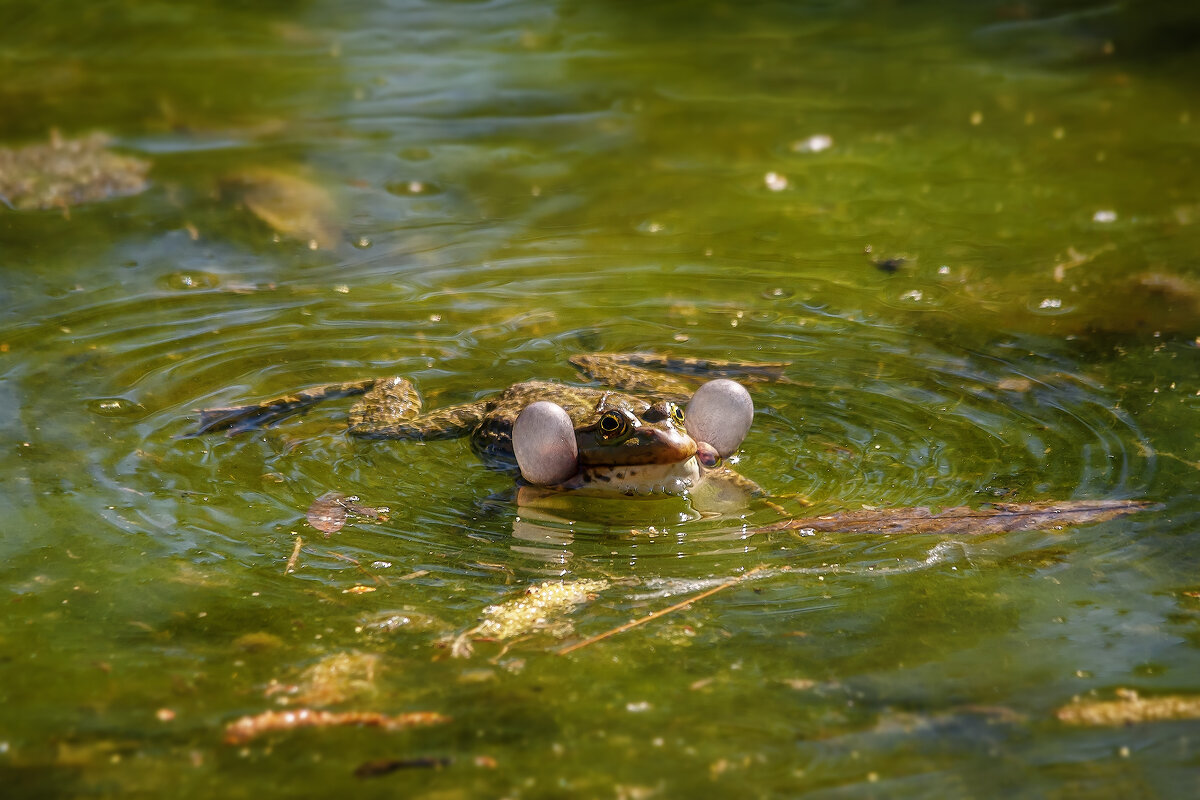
[1,0,1198,796]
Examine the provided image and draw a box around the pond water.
[2,0,1199,796]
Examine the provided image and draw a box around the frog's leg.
[703,465,811,515]
[703,464,767,497]
[348,377,485,441]
[567,354,692,399]
[570,352,790,393]
[195,378,377,435]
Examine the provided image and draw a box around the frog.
[196,352,789,499]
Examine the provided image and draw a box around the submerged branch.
[754,499,1152,537]
[558,566,770,656]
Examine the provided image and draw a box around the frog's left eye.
[671,406,686,425]
[598,410,630,439]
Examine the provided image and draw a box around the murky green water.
[2,1,1199,796]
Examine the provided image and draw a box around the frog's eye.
[598,410,629,439]
[671,406,686,425]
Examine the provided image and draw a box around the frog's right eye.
[598,410,629,439]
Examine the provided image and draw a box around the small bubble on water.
[1092,209,1117,223]
[764,171,789,191]
[792,134,832,153]
[164,271,219,291]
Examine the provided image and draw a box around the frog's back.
[470,380,649,463]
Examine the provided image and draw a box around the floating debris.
[354,756,451,777]
[233,631,286,654]
[1056,689,1200,726]
[284,536,303,574]
[0,131,150,212]
[307,493,348,534]
[224,708,449,745]
[763,171,789,191]
[792,134,833,153]
[287,651,382,707]
[306,492,389,536]
[474,579,609,641]
[451,579,609,657]
[222,166,341,249]
[559,568,768,656]
[358,608,446,635]
[754,499,1151,537]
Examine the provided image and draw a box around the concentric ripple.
[0,253,1154,589]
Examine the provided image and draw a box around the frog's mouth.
[567,455,703,496]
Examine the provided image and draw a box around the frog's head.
[512,379,753,495]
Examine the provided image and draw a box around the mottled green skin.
[346,353,785,493]
[348,355,699,466]
[198,353,787,495]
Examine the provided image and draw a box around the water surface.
[2,1,1198,797]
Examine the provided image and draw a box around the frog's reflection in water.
[508,482,760,575]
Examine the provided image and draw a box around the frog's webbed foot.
[195,378,377,435]
[349,378,484,441]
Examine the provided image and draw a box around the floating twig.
[558,566,770,655]
[285,536,303,575]
[326,550,389,587]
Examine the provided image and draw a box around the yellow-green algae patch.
[1056,689,1200,726]
[474,579,609,640]
[0,131,149,211]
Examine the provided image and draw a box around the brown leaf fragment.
[354,756,451,777]
[307,492,348,535]
[1056,690,1200,726]
[755,499,1152,537]
[305,492,389,536]
[223,708,449,745]
[194,378,377,435]
[223,166,341,249]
